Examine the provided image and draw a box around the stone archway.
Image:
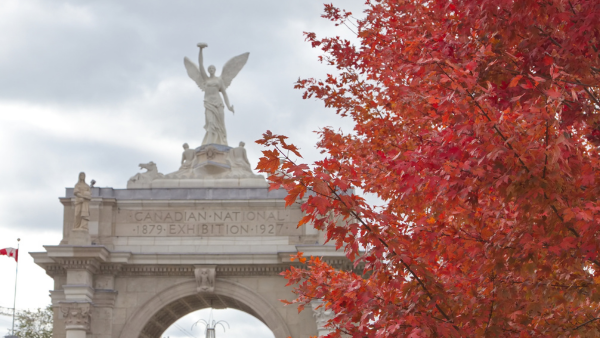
[32,186,349,338]
[121,279,291,338]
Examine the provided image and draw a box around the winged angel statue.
[184,43,249,146]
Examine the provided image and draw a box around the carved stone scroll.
[194,265,216,292]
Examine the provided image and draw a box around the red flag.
[0,248,18,262]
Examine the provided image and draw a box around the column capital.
[60,302,92,332]
[311,299,335,336]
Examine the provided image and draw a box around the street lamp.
[192,312,230,338]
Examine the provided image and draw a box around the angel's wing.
[220,52,249,88]
[184,57,206,90]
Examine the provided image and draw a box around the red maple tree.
[257,0,600,336]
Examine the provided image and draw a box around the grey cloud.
[0,0,335,107]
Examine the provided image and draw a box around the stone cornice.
[54,258,101,273]
[59,197,72,206]
[43,264,66,276]
[216,264,289,276]
[97,263,123,275]
[37,260,361,278]
[32,246,361,277]
[116,264,296,277]
[44,245,110,261]
[37,261,361,278]
[115,199,288,208]
[64,187,295,200]
[119,265,195,276]
[40,246,111,274]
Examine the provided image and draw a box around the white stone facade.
[32,187,352,338]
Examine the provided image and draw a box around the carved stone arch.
[119,278,292,338]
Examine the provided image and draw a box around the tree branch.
[571,317,600,330]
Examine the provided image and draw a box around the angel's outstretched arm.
[197,45,208,81]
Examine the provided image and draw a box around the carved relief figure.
[184,43,249,146]
[180,143,196,169]
[194,266,216,292]
[73,172,92,230]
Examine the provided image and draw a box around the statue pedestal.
[69,229,91,246]
[127,143,268,189]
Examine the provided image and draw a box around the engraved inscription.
[131,210,289,223]
[115,209,301,237]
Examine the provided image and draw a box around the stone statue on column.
[73,172,91,230]
[70,172,92,245]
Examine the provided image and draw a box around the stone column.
[61,303,91,338]
[61,258,95,338]
[44,246,110,338]
[310,299,335,337]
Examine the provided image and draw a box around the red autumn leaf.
[310,195,331,215]
[508,75,523,88]
[542,56,554,66]
[545,89,562,99]
[298,214,312,227]
[312,178,331,196]
[256,149,281,173]
[291,252,307,264]
[284,184,306,207]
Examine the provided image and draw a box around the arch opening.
[141,293,267,337]
[162,308,275,338]
[121,279,292,338]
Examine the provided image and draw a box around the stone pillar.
[61,259,95,337]
[91,266,120,337]
[311,299,335,337]
[61,302,91,338]
[43,247,111,338]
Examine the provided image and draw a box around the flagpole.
[11,238,20,335]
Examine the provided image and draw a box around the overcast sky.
[0,0,366,336]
